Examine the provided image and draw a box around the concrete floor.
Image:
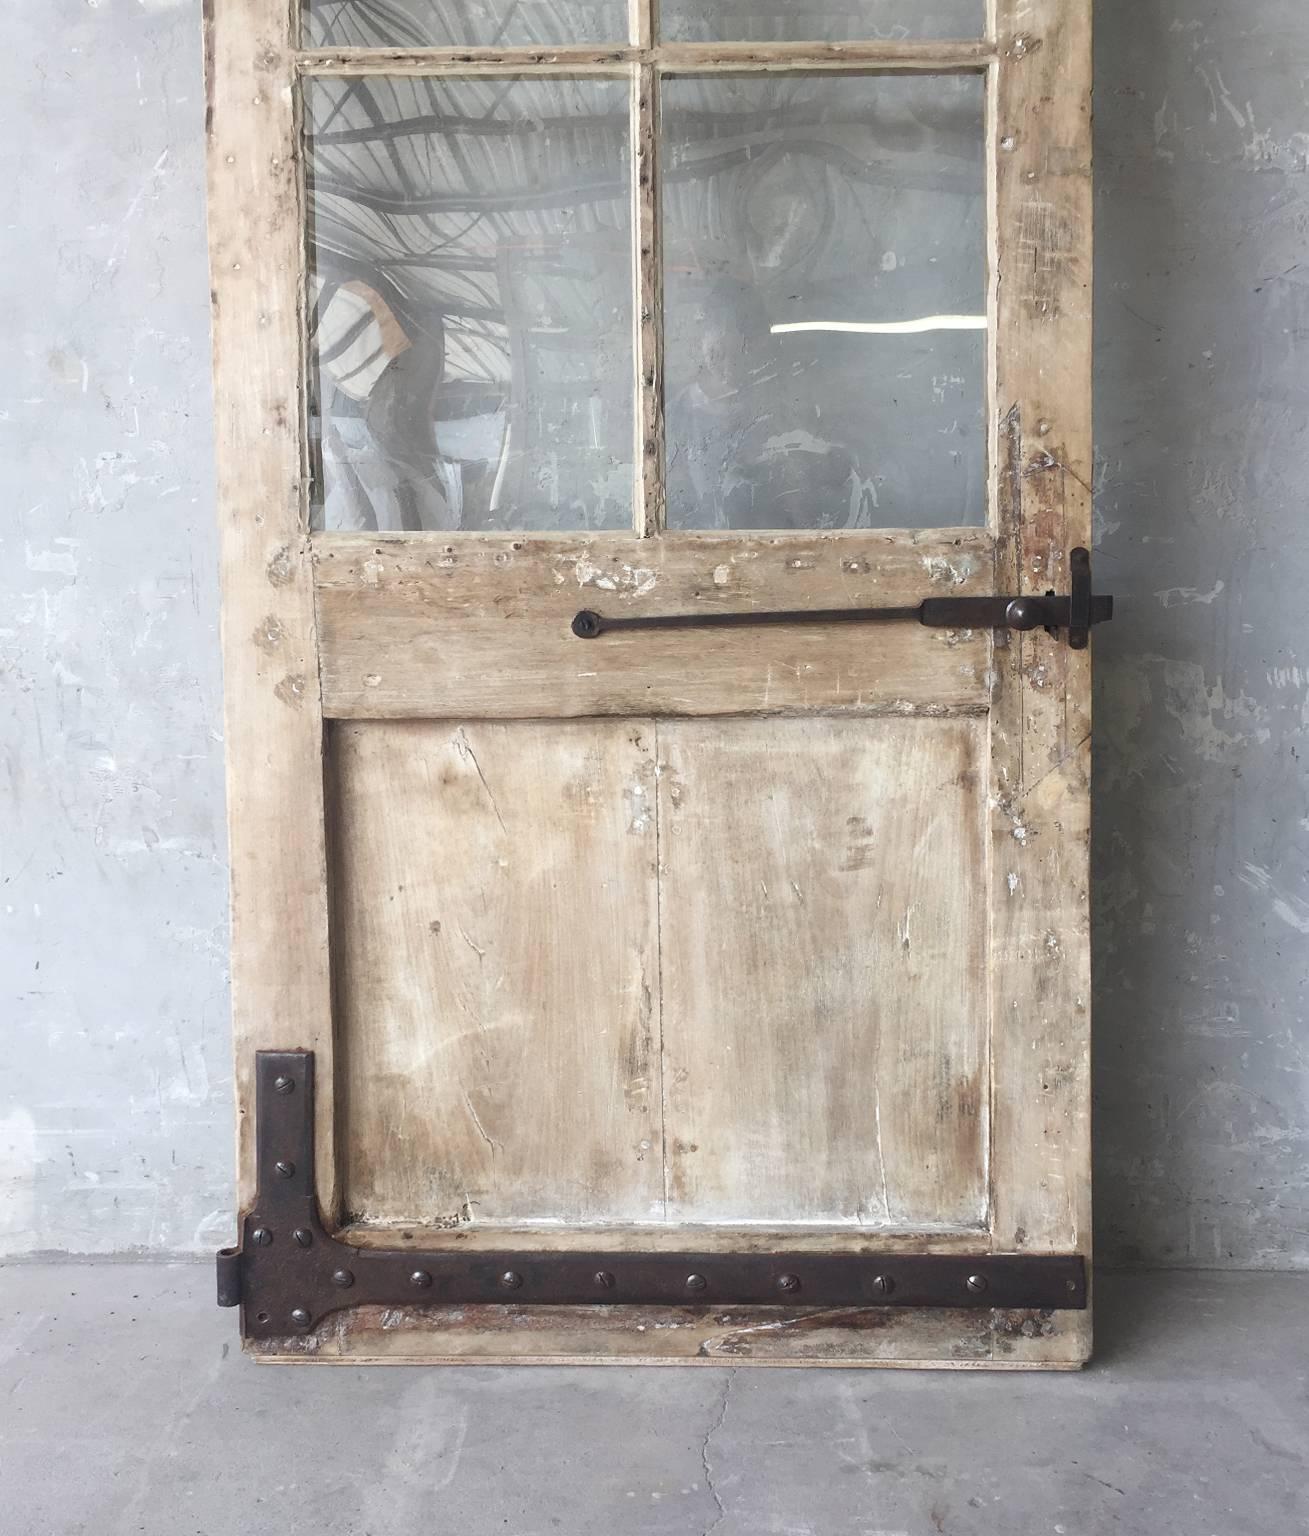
[0,1266,1304,1536]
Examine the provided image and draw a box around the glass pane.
[303,0,628,48]
[660,1,983,44]
[662,74,986,531]
[306,77,634,533]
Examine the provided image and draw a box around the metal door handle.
[572,547,1113,651]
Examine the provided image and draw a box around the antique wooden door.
[209,0,1099,1366]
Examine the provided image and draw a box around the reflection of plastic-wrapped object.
[312,277,457,531]
[321,411,460,533]
[720,433,859,531]
[317,312,459,531]
[665,276,862,529]
[668,374,864,531]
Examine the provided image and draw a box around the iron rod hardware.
[217,1051,1088,1339]
[573,546,1112,651]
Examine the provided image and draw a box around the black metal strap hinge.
[218,1052,1088,1339]
[573,545,1112,651]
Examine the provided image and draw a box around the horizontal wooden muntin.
[297,40,1000,77]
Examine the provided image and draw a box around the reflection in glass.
[660,0,983,44]
[303,0,628,48]
[306,77,633,533]
[662,75,987,530]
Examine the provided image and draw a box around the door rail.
[573,547,1112,650]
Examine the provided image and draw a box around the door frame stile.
[206,0,340,1225]
[988,0,1095,1365]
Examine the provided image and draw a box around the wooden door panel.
[208,0,1095,1367]
[330,718,662,1225]
[330,714,988,1235]
[659,717,987,1227]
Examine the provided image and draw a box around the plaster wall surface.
[1093,0,1309,1268]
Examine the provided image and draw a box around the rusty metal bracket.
[217,1051,1088,1339]
[572,545,1112,651]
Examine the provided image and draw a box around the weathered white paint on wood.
[312,531,995,719]
[658,717,989,1227]
[297,41,998,77]
[333,715,990,1238]
[986,0,1095,1365]
[331,719,663,1225]
[263,1302,1001,1365]
[341,1223,991,1253]
[205,0,338,1216]
[253,1289,1088,1366]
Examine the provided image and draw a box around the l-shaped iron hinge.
[218,1052,1088,1339]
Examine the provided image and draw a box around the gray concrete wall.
[1,0,231,1257]
[2,0,1305,1266]
[1093,0,1309,1267]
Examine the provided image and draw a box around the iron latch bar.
[573,545,1112,651]
[218,1052,1088,1339]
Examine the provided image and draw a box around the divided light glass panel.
[660,0,984,43]
[661,73,987,531]
[302,0,628,48]
[305,76,634,533]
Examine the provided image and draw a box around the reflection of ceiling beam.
[312,112,632,145]
[370,252,625,275]
[304,0,979,45]
[310,106,980,148]
[304,0,623,50]
[670,0,949,12]
[311,176,629,216]
[318,289,619,341]
[310,129,979,216]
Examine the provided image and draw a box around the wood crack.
[455,727,507,834]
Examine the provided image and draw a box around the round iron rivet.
[594,1270,616,1290]
[872,1274,895,1296]
[273,1075,295,1095]
[500,1270,523,1290]
[966,1274,989,1294]
[409,1269,432,1289]
[290,1307,311,1327]
[293,1228,313,1248]
[1005,597,1040,631]
[571,609,603,639]
[274,1160,295,1179]
[251,1227,273,1247]
[331,1268,355,1289]
[685,1273,707,1292]
[776,1273,800,1294]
